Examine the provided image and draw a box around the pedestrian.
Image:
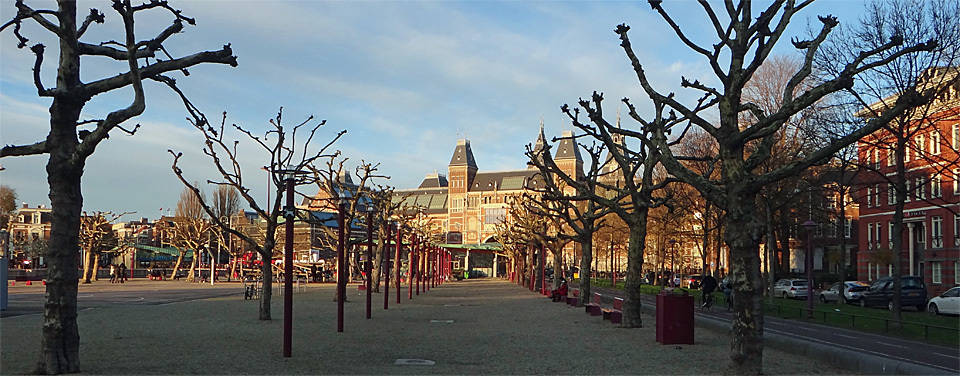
[119,263,127,283]
[722,279,733,311]
[550,277,568,302]
[109,264,117,283]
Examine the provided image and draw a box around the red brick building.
[856,68,960,296]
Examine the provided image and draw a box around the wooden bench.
[567,288,580,306]
[585,293,603,316]
[12,276,45,285]
[602,297,624,324]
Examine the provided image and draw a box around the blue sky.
[0,0,866,220]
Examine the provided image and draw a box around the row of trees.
[496,0,958,374]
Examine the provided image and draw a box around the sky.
[0,0,867,222]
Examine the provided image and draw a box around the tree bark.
[259,252,273,320]
[726,186,765,375]
[622,217,648,328]
[578,234,592,307]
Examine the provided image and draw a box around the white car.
[927,287,960,316]
[819,281,870,304]
[773,279,808,299]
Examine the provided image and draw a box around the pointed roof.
[449,139,478,168]
[528,119,549,169]
[554,130,582,161]
[418,171,449,189]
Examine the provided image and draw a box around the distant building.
[5,203,52,268]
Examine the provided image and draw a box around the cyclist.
[700,274,719,309]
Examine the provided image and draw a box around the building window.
[867,223,874,248]
[930,132,941,155]
[916,134,925,160]
[874,184,881,207]
[888,183,896,205]
[931,173,942,198]
[955,261,959,285]
[827,220,837,238]
[866,187,873,208]
[916,176,925,201]
[931,262,942,284]
[888,264,894,277]
[889,222,896,248]
[954,123,959,150]
[483,208,506,224]
[905,179,911,202]
[875,222,882,246]
[844,218,851,239]
[932,216,943,248]
[955,214,960,246]
[887,147,895,166]
[954,169,959,195]
[867,262,873,281]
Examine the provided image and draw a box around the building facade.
[856,68,960,296]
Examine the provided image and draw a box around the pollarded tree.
[211,185,241,279]
[616,1,936,373]
[164,185,212,282]
[525,133,613,305]
[0,1,236,372]
[171,108,344,320]
[79,211,127,283]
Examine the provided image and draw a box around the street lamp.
[802,220,816,318]
[273,165,308,357]
[668,239,676,287]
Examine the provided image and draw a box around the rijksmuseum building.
[393,127,584,278]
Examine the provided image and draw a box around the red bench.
[567,288,580,306]
[602,297,623,324]
[585,293,602,316]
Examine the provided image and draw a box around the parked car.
[685,275,703,289]
[927,287,960,316]
[859,276,928,311]
[773,279,808,299]
[819,281,870,304]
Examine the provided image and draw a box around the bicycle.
[700,293,715,312]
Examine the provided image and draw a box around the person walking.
[109,264,117,283]
[118,263,127,283]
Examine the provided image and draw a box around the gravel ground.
[1,279,855,375]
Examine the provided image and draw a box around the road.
[583,284,959,375]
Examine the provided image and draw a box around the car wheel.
[782,292,788,299]
[887,301,894,311]
[819,295,827,303]
[859,298,867,308]
[929,303,939,316]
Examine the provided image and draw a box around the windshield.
[792,280,807,287]
[902,278,924,289]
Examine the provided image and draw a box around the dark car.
[859,276,928,311]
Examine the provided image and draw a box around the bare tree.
[171,108,343,320]
[0,185,17,230]
[0,1,236,371]
[614,0,936,372]
[525,134,612,305]
[211,185,241,279]
[79,211,127,283]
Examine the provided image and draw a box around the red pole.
[395,226,402,304]
[408,234,415,299]
[365,210,373,320]
[282,177,294,357]
[336,201,347,333]
[540,244,546,295]
[384,223,391,310]
[415,238,421,296]
[529,245,535,291]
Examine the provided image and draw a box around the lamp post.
[802,220,816,318]
[668,239,676,287]
[364,203,374,320]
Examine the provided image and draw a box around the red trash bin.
[656,291,694,345]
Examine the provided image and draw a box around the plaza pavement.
[0,278,854,375]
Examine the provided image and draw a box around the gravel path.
[1,279,855,375]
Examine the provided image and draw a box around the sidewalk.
[1,279,853,375]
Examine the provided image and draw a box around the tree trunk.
[170,253,184,280]
[37,85,85,373]
[726,189,765,375]
[92,255,101,282]
[81,247,94,283]
[259,251,273,320]
[186,254,197,282]
[623,214,648,328]
[578,234,593,306]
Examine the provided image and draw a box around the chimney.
[22,203,28,209]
